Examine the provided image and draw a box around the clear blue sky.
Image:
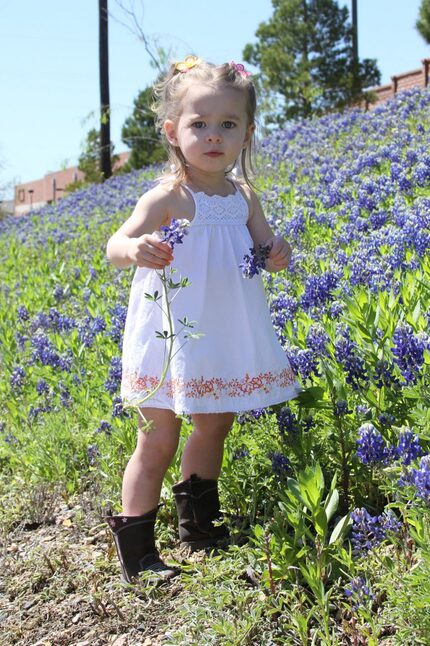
[1,0,428,199]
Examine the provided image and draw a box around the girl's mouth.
[205,152,223,157]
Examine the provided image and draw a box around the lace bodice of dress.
[185,185,249,226]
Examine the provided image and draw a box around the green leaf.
[329,514,351,544]
[324,488,339,523]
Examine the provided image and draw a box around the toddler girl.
[106,56,301,583]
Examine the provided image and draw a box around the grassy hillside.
[0,87,429,644]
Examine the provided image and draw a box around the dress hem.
[121,382,303,415]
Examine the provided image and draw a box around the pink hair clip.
[230,62,252,77]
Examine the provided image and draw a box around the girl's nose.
[206,131,222,143]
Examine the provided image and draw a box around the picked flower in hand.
[240,243,272,278]
[160,218,190,250]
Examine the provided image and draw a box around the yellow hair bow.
[174,55,202,73]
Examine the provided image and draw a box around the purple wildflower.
[240,243,272,278]
[350,507,401,555]
[345,576,375,610]
[395,429,422,466]
[405,455,430,501]
[86,444,100,466]
[95,420,112,435]
[392,322,428,384]
[10,366,26,390]
[160,218,189,249]
[276,406,299,437]
[17,305,29,321]
[356,423,390,466]
[270,451,290,477]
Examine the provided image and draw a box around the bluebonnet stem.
[350,507,401,555]
[356,423,390,466]
[240,243,272,278]
[128,218,194,417]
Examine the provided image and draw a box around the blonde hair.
[152,59,257,187]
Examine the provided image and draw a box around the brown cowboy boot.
[172,474,230,551]
[106,506,179,583]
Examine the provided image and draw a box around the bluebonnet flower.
[336,400,352,416]
[334,325,368,390]
[86,444,100,466]
[17,305,29,321]
[373,359,400,389]
[58,383,72,408]
[395,428,422,466]
[356,423,390,466]
[10,366,25,390]
[237,407,273,424]
[392,322,427,384]
[299,271,339,311]
[306,324,330,357]
[270,451,290,477]
[104,356,122,395]
[345,576,375,610]
[350,507,401,554]
[356,404,370,415]
[233,448,249,459]
[160,218,190,249]
[36,379,50,396]
[112,395,130,418]
[108,304,127,344]
[95,420,112,435]
[276,406,299,437]
[377,412,395,428]
[53,285,64,301]
[403,455,430,501]
[15,332,28,351]
[240,243,272,278]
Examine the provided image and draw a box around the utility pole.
[351,0,359,94]
[99,0,112,179]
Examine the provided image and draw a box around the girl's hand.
[128,233,174,269]
[264,235,292,272]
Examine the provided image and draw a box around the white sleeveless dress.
[121,182,301,414]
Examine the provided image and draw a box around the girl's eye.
[192,121,205,128]
[223,121,236,129]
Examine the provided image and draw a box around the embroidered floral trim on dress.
[122,368,297,401]
[190,189,249,226]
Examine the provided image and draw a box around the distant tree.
[66,128,118,192]
[243,0,381,122]
[121,86,167,170]
[417,0,430,44]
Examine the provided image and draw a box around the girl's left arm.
[245,188,292,273]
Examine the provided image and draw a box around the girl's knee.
[191,412,235,439]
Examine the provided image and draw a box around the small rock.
[72,612,81,624]
[23,599,37,610]
[111,636,128,646]
[8,543,19,553]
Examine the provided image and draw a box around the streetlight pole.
[99,0,112,180]
[351,0,359,94]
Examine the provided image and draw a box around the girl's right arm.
[106,185,174,270]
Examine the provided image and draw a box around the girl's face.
[164,84,254,176]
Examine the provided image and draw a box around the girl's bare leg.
[181,412,235,480]
[121,408,182,515]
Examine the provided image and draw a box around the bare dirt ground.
[0,488,194,646]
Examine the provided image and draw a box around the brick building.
[14,151,129,216]
[365,57,430,109]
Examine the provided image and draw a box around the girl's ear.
[243,123,255,147]
[164,120,178,145]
